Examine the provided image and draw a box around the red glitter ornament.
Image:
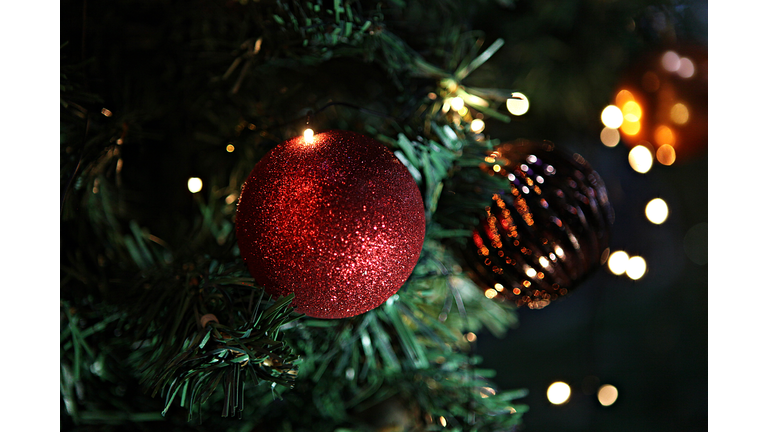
[236,130,425,319]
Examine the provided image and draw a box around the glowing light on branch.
[506,92,530,116]
[450,97,465,111]
[304,128,315,144]
[470,118,486,133]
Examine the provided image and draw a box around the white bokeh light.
[547,382,571,405]
[645,198,669,224]
[628,145,653,173]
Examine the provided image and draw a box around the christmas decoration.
[610,45,708,162]
[464,139,613,309]
[236,130,425,319]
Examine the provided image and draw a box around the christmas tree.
[59,1,708,431]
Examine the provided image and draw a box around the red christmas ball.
[236,130,425,319]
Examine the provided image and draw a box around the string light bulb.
[303,128,315,144]
[601,105,623,128]
[506,92,530,116]
[450,97,465,111]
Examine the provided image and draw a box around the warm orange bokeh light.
[656,144,677,165]
[654,125,675,146]
[622,100,642,123]
[620,120,641,136]
[615,89,635,107]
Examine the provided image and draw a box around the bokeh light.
[670,103,690,125]
[678,57,695,78]
[226,144,235,152]
[451,96,465,111]
[597,384,619,406]
[628,145,653,173]
[547,382,571,405]
[470,118,486,133]
[621,100,642,123]
[654,125,675,146]
[645,198,669,224]
[661,51,681,72]
[615,89,634,107]
[607,251,629,275]
[625,256,647,280]
[601,105,623,128]
[187,177,203,194]
[600,127,620,147]
[506,92,530,116]
[656,145,676,165]
[620,119,641,136]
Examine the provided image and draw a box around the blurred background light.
[654,125,676,146]
[670,102,690,124]
[661,50,681,72]
[628,145,653,173]
[597,384,619,406]
[645,198,669,224]
[620,119,641,136]
[507,92,530,116]
[601,105,623,128]
[600,127,620,147]
[547,382,571,405]
[615,89,634,107]
[470,118,486,133]
[656,144,677,165]
[625,256,647,280]
[451,96,465,111]
[621,100,642,123]
[187,177,203,193]
[608,251,629,275]
[678,57,695,78]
